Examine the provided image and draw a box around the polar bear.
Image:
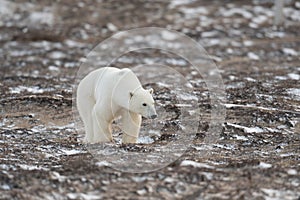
[77,67,157,144]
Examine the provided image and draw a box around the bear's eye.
[142,103,147,107]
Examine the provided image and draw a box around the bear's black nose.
[150,114,157,119]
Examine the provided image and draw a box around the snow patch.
[157,82,172,88]
[284,7,300,22]
[261,188,298,200]
[67,193,101,200]
[225,104,282,113]
[226,82,245,89]
[168,0,194,9]
[287,169,297,175]
[265,127,280,133]
[137,136,154,144]
[258,162,272,169]
[226,123,264,133]
[1,184,10,190]
[50,171,67,182]
[178,93,198,101]
[221,8,253,19]
[179,7,208,18]
[286,88,300,100]
[28,11,54,26]
[247,52,260,60]
[266,31,285,38]
[31,125,47,133]
[232,134,248,141]
[49,51,66,59]
[161,30,178,41]
[10,86,53,94]
[149,129,161,137]
[65,39,85,48]
[287,73,300,80]
[0,0,17,23]
[60,149,83,156]
[275,76,287,80]
[243,40,254,46]
[214,144,235,150]
[201,31,219,38]
[252,15,268,24]
[282,48,298,56]
[95,161,111,167]
[180,160,214,169]
[19,164,49,171]
[48,66,60,71]
[107,23,118,32]
[165,58,187,66]
[244,77,256,82]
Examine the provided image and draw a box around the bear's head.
[129,87,157,119]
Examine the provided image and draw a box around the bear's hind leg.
[83,113,94,143]
[92,108,113,143]
[77,92,95,143]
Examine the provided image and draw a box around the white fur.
[77,67,157,144]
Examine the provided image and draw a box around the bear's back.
[90,67,140,106]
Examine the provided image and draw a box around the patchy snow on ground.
[275,75,287,80]
[9,86,54,94]
[161,30,178,41]
[232,134,249,141]
[1,0,299,199]
[258,162,272,169]
[224,103,296,114]
[261,188,298,200]
[251,15,268,25]
[282,48,298,56]
[28,11,54,26]
[226,122,264,133]
[66,192,101,200]
[60,149,84,156]
[168,0,194,9]
[179,7,208,18]
[49,51,67,59]
[0,0,17,23]
[138,136,154,144]
[286,88,300,101]
[220,7,253,19]
[243,40,254,47]
[95,161,112,167]
[244,77,256,82]
[177,93,198,101]
[287,73,300,80]
[18,164,49,171]
[213,144,236,150]
[226,82,245,89]
[284,7,300,22]
[180,160,214,169]
[165,58,187,66]
[247,52,260,60]
[286,169,297,175]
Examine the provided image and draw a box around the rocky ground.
[0,0,300,199]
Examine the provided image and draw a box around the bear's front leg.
[121,111,142,144]
[91,108,113,143]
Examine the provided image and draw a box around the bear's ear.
[148,88,154,94]
[129,92,134,98]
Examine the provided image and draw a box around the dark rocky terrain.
[0,0,299,199]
